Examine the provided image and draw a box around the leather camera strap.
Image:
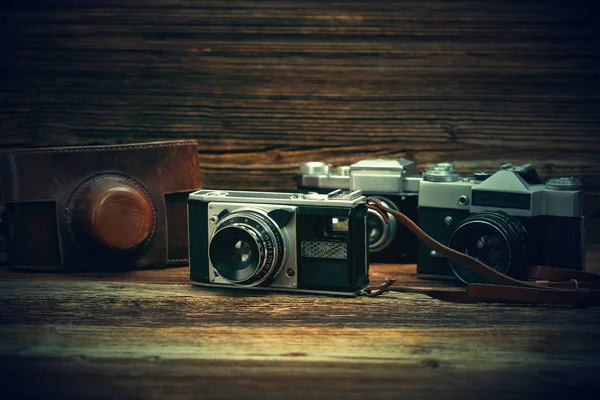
[362,197,600,307]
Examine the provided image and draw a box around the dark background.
[1,0,599,242]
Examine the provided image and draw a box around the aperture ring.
[211,210,285,286]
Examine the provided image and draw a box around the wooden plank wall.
[1,0,599,241]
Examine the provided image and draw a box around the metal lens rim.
[367,198,398,253]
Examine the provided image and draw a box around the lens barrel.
[366,197,399,253]
[448,211,528,284]
[209,209,285,286]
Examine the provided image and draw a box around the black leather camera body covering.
[295,185,418,264]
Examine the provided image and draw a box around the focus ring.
[210,209,285,286]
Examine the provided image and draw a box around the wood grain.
[1,325,600,399]
[2,1,599,243]
[4,325,597,365]
[1,260,600,399]
[3,280,600,329]
[2,356,599,400]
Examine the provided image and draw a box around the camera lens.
[209,209,285,286]
[210,227,261,280]
[366,197,398,253]
[448,211,528,284]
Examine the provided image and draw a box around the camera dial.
[337,166,351,176]
[545,177,583,191]
[448,211,528,284]
[299,162,332,176]
[366,197,399,253]
[423,163,459,182]
[209,209,286,286]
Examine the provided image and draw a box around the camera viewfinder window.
[330,217,349,233]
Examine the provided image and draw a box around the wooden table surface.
[2,246,600,399]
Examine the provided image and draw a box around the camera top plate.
[189,189,365,208]
[296,158,421,194]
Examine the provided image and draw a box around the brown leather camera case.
[0,140,201,271]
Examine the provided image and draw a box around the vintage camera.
[188,189,370,295]
[417,163,585,283]
[295,158,421,263]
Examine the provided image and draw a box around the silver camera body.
[296,158,421,193]
[417,163,586,282]
[296,158,421,263]
[188,189,371,295]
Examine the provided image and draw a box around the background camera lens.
[367,214,384,244]
[366,197,398,253]
[448,211,528,284]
